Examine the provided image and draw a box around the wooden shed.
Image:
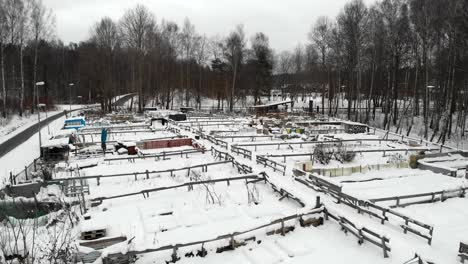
[251,100,293,116]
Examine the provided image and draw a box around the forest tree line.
[1,0,468,142]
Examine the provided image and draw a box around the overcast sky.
[44,0,375,52]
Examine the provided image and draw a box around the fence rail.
[236,138,399,149]
[256,155,286,175]
[51,160,233,185]
[325,210,391,258]
[90,174,262,203]
[9,158,41,184]
[231,145,253,160]
[103,148,206,162]
[369,187,468,207]
[261,172,305,207]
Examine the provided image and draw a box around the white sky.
[44,0,376,52]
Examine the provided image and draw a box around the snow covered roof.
[42,137,69,148]
[65,116,85,122]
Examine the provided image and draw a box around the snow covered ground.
[0,114,68,187]
[2,109,468,264]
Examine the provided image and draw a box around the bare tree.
[91,17,120,111]
[309,16,332,115]
[0,0,7,118]
[224,24,245,112]
[30,0,54,114]
[180,18,196,107]
[120,4,155,113]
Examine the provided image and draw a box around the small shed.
[64,116,86,130]
[180,107,194,113]
[251,100,293,116]
[41,136,70,161]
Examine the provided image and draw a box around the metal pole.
[36,84,42,153]
[69,84,71,111]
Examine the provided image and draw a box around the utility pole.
[36,81,45,155]
[69,83,74,111]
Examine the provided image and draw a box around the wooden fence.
[264,146,439,164]
[9,157,41,185]
[295,173,434,245]
[369,187,468,208]
[211,147,253,174]
[216,135,274,142]
[52,160,233,186]
[261,172,305,207]
[325,210,391,258]
[236,138,400,150]
[256,155,286,175]
[231,145,253,160]
[90,174,262,203]
[205,135,228,149]
[104,148,206,163]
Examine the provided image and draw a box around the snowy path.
[0,114,68,187]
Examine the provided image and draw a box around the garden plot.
[252,135,435,174]
[79,129,177,143]
[162,222,391,264]
[181,118,250,134]
[79,175,303,258]
[396,197,468,256]
[55,152,242,198]
[327,168,467,202]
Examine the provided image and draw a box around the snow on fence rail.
[310,162,410,177]
[236,138,400,150]
[79,124,150,132]
[256,155,286,175]
[264,146,440,164]
[261,171,305,207]
[375,127,458,152]
[369,187,468,208]
[51,160,233,185]
[103,148,206,162]
[177,120,240,126]
[90,174,262,203]
[295,173,434,245]
[231,145,252,160]
[205,134,228,149]
[78,129,155,136]
[215,135,274,142]
[210,147,253,174]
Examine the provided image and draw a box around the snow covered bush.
[334,144,356,163]
[313,144,332,165]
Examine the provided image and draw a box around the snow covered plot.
[57,151,243,199]
[78,127,177,143]
[327,168,467,202]
[396,198,468,260]
[78,170,304,263]
[177,117,251,134]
